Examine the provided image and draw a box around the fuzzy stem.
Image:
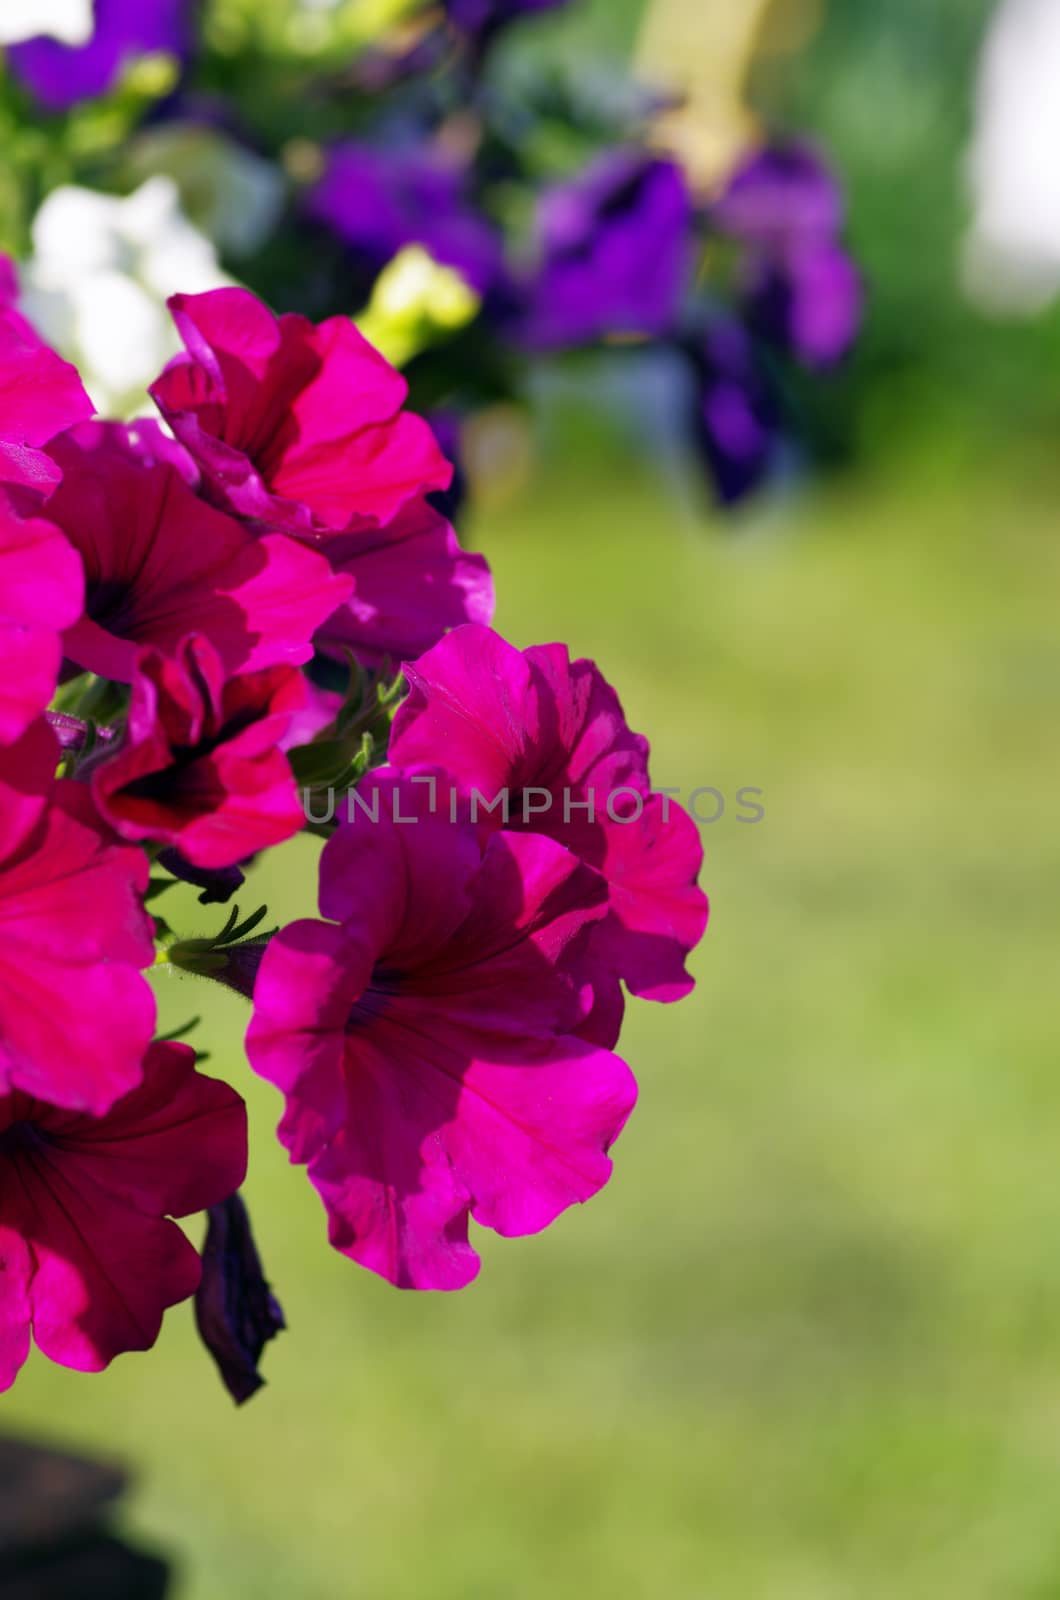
[165,938,271,1003]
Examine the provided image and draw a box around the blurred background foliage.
[773,0,1060,475]
[6,1,1060,1597]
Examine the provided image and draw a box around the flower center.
[87,577,137,635]
[0,1120,45,1157]
[348,968,403,1029]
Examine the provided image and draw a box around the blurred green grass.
[6,438,1060,1598]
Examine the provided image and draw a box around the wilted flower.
[195,1192,285,1404]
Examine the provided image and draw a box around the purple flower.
[519,151,693,350]
[713,144,862,370]
[8,0,195,111]
[444,0,573,40]
[309,144,506,297]
[747,241,863,371]
[713,144,845,249]
[688,321,781,506]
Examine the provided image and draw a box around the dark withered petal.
[157,848,245,905]
[195,1194,285,1405]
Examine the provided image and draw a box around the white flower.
[965,0,1060,314]
[19,177,231,417]
[0,0,93,47]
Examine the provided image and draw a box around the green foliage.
[288,657,404,805]
[760,0,1060,461]
[166,903,276,977]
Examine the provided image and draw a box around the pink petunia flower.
[0,719,156,1114]
[246,770,637,1291]
[314,495,494,668]
[0,257,94,492]
[0,491,83,744]
[0,1039,247,1392]
[44,422,350,682]
[150,286,453,539]
[93,633,308,870]
[389,624,709,1002]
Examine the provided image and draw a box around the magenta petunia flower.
[0,1040,247,1392]
[44,422,350,683]
[246,771,637,1290]
[150,287,453,540]
[314,495,494,668]
[0,260,94,492]
[93,633,308,870]
[0,719,156,1114]
[0,491,84,744]
[389,624,709,1002]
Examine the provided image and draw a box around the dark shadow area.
[0,1435,170,1599]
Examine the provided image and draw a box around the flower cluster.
[0,0,862,514]
[0,274,707,1398]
